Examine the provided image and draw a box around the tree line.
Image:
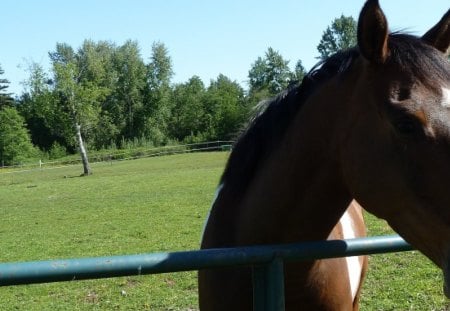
[0,15,358,171]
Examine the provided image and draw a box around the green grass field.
[0,152,448,310]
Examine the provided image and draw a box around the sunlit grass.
[0,152,226,310]
[361,214,449,311]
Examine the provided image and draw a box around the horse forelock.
[387,33,450,86]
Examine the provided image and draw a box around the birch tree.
[50,43,107,175]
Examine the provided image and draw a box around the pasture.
[0,152,448,310]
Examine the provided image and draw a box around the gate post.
[252,257,285,311]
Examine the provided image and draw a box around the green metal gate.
[0,235,412,311]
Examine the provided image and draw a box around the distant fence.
[0,235,413,311]
[0,141,234,174]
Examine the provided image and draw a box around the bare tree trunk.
[75,123,91,176]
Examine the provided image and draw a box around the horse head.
[342,0,450,297]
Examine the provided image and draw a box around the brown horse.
[199,0,450,310]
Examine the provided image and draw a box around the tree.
[169,76,206,141]
[76,40,118,149]
[53,62,93,175]
[317,15,357,60]
[292,59,307,82]
[0,65,14,109]
[248,47,292,97]
[19,62,62,151]
[147,42,173,90]
[204,74,247,140]
[0,107,35,166]
[142,42,174,145]
[50,43,108,175]
[112,40,146,141]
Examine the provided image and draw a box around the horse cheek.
[341,120,401,218]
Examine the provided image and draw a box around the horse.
[199,0,450,309]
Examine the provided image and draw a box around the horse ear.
[422,9,450,56]
[357,0,389,64]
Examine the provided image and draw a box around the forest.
[0,15,357,168]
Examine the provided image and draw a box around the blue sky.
[2,1,449,96]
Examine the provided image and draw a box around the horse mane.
[220,33,449,196]
[220,48,359,193]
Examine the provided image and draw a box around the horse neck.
[229,80,354,246]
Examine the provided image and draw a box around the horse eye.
[397,87,411,101]
[388,105,421,135]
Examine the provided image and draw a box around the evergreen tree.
[292,59,307,82]
[0,65,14,108]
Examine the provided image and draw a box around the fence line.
[0,141,233,175]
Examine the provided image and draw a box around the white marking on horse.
[200,183,225,245]
[340,210,362,301]
[441,87,450,108]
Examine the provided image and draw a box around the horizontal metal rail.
[0,235,412,287]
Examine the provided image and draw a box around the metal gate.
[0,235,412,311]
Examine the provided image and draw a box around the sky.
[2,0,449,97]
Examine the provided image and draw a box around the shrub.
[48,142,67,159]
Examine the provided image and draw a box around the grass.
[361,215,449,311]
[0,151,449,310]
